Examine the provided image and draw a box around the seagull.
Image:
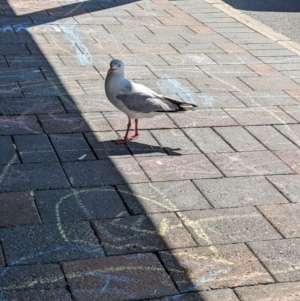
[105,59,197,144]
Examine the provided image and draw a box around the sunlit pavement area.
[1,0,300,300]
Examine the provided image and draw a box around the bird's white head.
[107,59,125,76]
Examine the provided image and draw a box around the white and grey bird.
[105,59,197,144]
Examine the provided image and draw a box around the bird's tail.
[163,96,198,111]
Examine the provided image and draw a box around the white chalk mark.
[78,154,87,160]
[60,20,92,66]
[203,95,213,107]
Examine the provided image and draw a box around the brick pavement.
[1,0,300,300]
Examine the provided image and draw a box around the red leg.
[114,119,131,144]
[127,119,139,140]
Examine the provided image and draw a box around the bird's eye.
[118,64,121,67]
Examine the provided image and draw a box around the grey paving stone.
[171,43,224,54]
[0,82,22,97]
[63,253,178,301]
[215,126,266,151]
[257,56,300,64]
[14,134,58,163]
[137,154,222,181]
[160,53,215,66]
[0,163,70,192]
[0,44,30,55]
[178,206,281,246]
[5,55,64,67]
[110,53,169,66]
[0,136,19,164]
[169,109,237,128]
[0,97,65,115]
[125,43,177,54]
[249,238,300,282]
[189,77,252,92]
[275,149,300,173]
[49,133,95,162]
[0,191,41,227]
[151,289,239,301]
[206,53,262,64]
[1,221,104,265]
[93,213,196,255]
[194,176,288,208]
[0,264,65,291]
[183,128,234,153]
[0,67,44,82]
[63,158,149,187]
[117,180,210,214]
[225,107,296,125]
[258,203,300,238]
[0,288,73,301]
[280,105,300,123]
[208,151,294,177]
[200,64,257,77]
[235,282,300,301]
[240,76,300,91]
[84,131,130,159]
[0,115,43,135]
[149,65,207,79]
[39,113,112,134]
[232,90,299,107]
[275,124,300,147]
[35,187,128,223]
[246,125,299,151]
[150,129,200,155]
[159,244,273,292]
[267,174,300,203]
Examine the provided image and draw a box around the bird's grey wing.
[116,93,178,113]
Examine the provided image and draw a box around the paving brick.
[179,206,281,246]
[0,163,70,192]
[208,151,294,177]
[269,171,298,199]
[240,76,300,90]
[0,264,65,291]
[150,129,200,155]
[215,126,266,151]
[246,63,282,76]
[188,24,216,34]
[170,43,224,54]
[84,131,130,158]
[177,92,245,109]
[258,203,300,238]
[0,136,19,164]
[0,115,43,135]
[152,289,239,301]
[63,253,178,301]
[248,238,300,282]
[1,221,103,265]
[117,180,210,214]
[225,107,296,125]
[149,65,208,79]
[125,43,177,54]
[200,64,257,77]
[0,82,22,97]
[14,134,58,163]
[35,187,128,223]
[194,176,288,208]
[0,288,73,301]
[246,125,299,150]
[27,43,76,55]
[280,105,300,122]
[93,213,196,255]
[63,158,149,187]
[0,67,44,81]
[188,77,251,92]
[20,80,85,97]
[39,113,112,134]
[119,130,166,157]
[206,53,262,64]
[103,112,176,131]
[0,44,30,55]
[77,79,105,95]
[216,42,247,53]
[168,109,237,128]
[6,55,64,68]
[137,154,222,181]
[0,246,4,266]
[285,89,300,101]
[257,56,300,64]
[235,282,300,301]
[183,128,233,153]
[275,150,300,173]
[232,90,299,107]
[159,244,273,292]
[60,94,116,113]
[0,97,65,115]
[275,124,300,147]
[0,191,41,227]
[49,133,95,162]
[160,53,216,66]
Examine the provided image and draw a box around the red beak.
[107,68,115,75]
